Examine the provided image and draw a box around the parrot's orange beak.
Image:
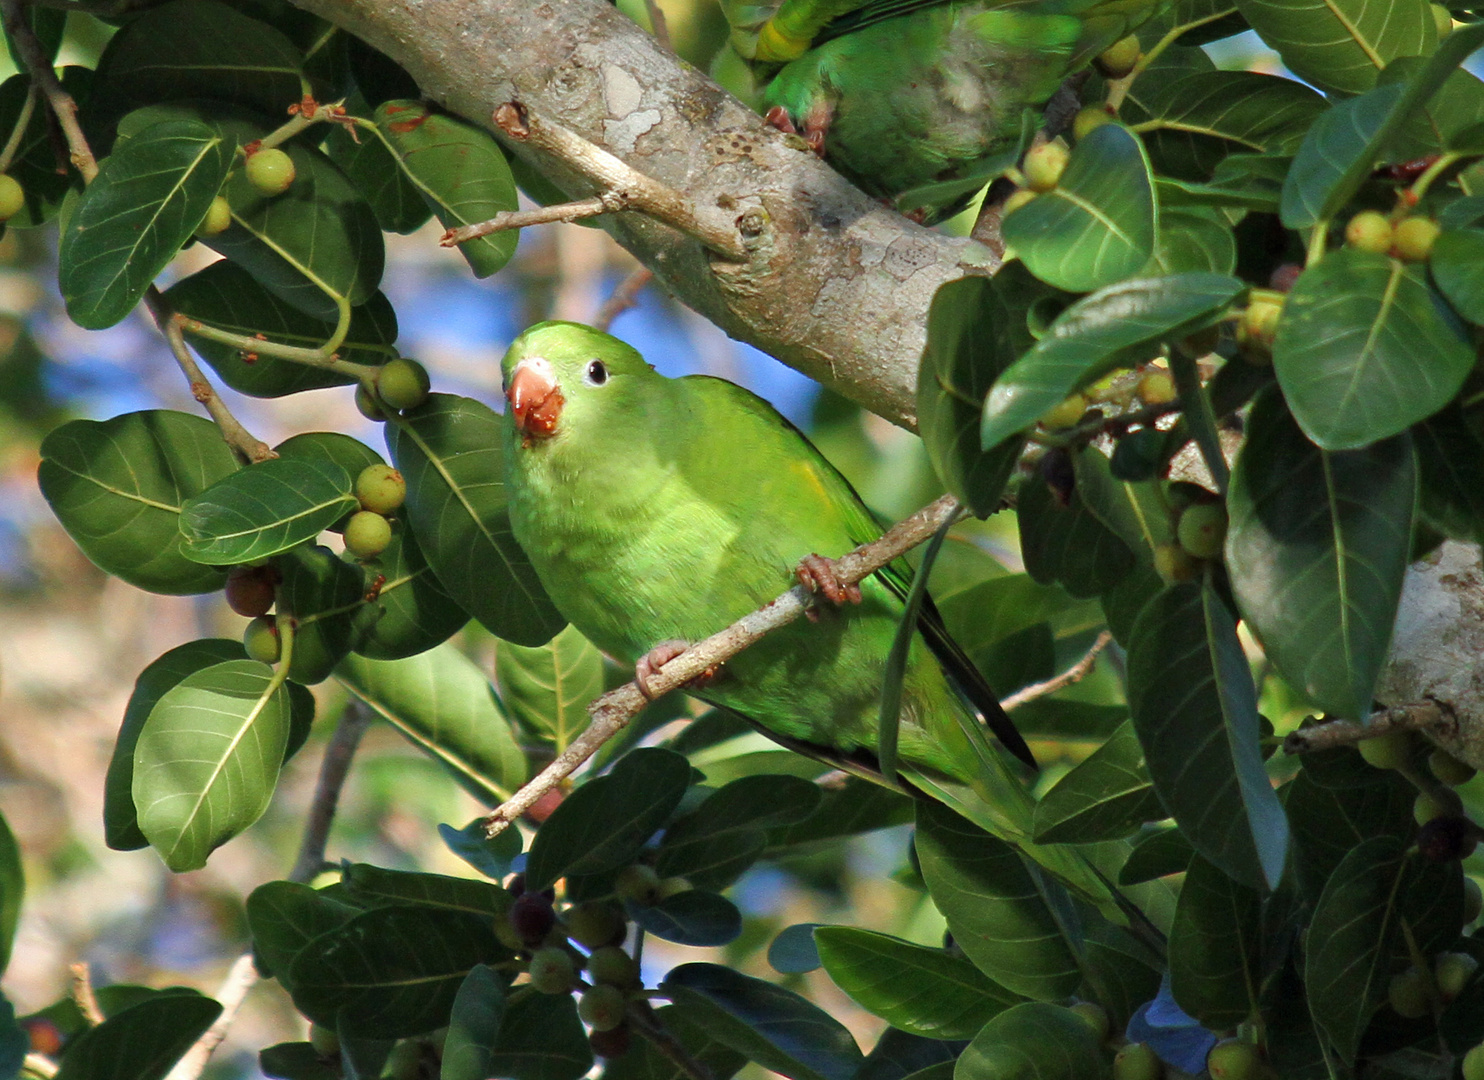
[507,358,564,441]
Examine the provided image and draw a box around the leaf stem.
[0,0,96,181]
[1169,348,1228,496]
[176,302,378,380]
[1405,151,1463,206]
[0,85,36,174]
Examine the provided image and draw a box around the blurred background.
[0,2,1410,1077]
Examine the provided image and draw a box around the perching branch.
[1283,700,1458,755]
[481,494,965,836]
[445,194,618,243]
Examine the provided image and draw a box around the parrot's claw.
[764,105,798,136]
[796,554,862,607]
[635,640,721,700]
[765,104,829,158]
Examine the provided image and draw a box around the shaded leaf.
[278,544,364,685]
[247,881,359,989]
[1032,720,1163,844]
[630,889,743,947]
[441,966,505,1080]
[438,820,522,880]
[341,864,512,918]
[600,1004,746,1080]
[1431,226,1484,325]
[1017,469,1135,599]
[1118,824,1192,885]
[53,994,222,1080]
[0,814,20,977]
[956,1001,1109,1080]
[1168,854,1262,1028]
[484,993,592,1080]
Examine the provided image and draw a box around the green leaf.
[1233,0,1434,94]
[483,992,592,1080]
[980,273,1243,450]
[348,521,469,661]
[324,105,433,235]
[630,889,743,946]
[439,820,523,880]
[524,747,692,890]
[0,812,20,977]
[341,864,512,918]
[93,0,304,114]
[387,394,565,647]
[39,411,240,594]
[1226,392,1415,718]
[1126,584,1288,890]
[166,262,398,397]
[1016,465,1136,599]
[600,1004,746,1080]
[58,120,232,329]
[339,644,527,804]
[105,638,246,851]
[278,544,364,684]
[246,881,359,990]
[814,927,1020,1039]
[53,993,223,1080]
[769,924,825,975]
[133,659,293,871]
[494,625,603,752]
[656,774,821,890]
[1272,249,1472,449]
[1284,762,1414,903]
[659,963,863,1080]
[1032,720,1163,844]
[1415,403,1484,543]
[913,801,1081,1001]
[1118,823,1194,885]
[1430,226,1484,324]
[0,70,90,228]
[1168,854,1261,1028]
[376,101,519,277]
[442,966,505,1080]
[204,143,385,322]
[1001,123,1156,293]
[1146,208,1237,274]
[955,1001,1109,1080]
[916,270,1044,515]
[288,906,505,1038]
[260,1043,340,1080]
[180,457,356,564]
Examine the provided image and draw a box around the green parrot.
[719,0,1164,222]
[500,321,1104,898]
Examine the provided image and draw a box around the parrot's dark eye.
[584,360,609,386]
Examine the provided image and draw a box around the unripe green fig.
[1344,210,1393,254]
[355,383,388,422]
[1429,747,1476,786]
[1388,965,1432,1018]
[1357,729,1410,770]
[375,358,431,411]
[528,946,576,994]
[1434,951,1479,1001]
[1464,877,1482,925]
[308,1024,340,1057]
[566,902,627,949]
[1392,216,1441,261]
[1177,502,1228,560]
[614,863,661,906]
[1206,1039,1261,1080]
[1039,392,1087,429]
[1068,1000,1109,1041]
[196,195,231,237]
[1464,1042,1484,1080]
[1135,368,1177,407]
[587,946,638,988]
[578,984,628,1032]
[1073,106,1115,142]
[1096,34,1142,78]
[1433,2,1455,36]
[1003,189,1037,216]
[1112,1042,1162,1080]
[243,615,280,663]
[343,510,392,559]
[1153,542,1198,585]
[245,147,295,195]
[354,464,406,515]
[0,174,23,221]
[1414,790,1451,826]
[1242,298,1283,347]
[1023,142,1069,193]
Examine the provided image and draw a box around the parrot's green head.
[502,321,654,445]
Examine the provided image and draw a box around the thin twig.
[1283,700,1457,755]
[481,494,966,836]
[642,0,673,53]
[69,963,104,1026]
[593,266,653,331]
[1,0,96,182]
[1002,631,1114,712]
[289,700,375,885]
[161,953,258,1080]
[627,1000,712,1080]
[489,103,748,261]
[23,1053,57,1078]
[145,289,276,464]
[443,195,618,245]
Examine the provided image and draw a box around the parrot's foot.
[796,554,862,607]
[635,640,721,700]
[764,105,829,158]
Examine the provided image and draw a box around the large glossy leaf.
[0,813,20,977]
[180,457,356,564]
[656,773,821,890]
[1126,584,1288,890]
[1017,462,1136,599]
[376,101,519,276]
[133,659,293,871]
[1168,854,1261,1029]
[204,143,384,321]
[323,109,432,235]
[482,992,592,1080]
[53,993,223,1080]
[814,927,1020,1039]
[288,906,504,1038]
[601,1004,746,1080]
[441,966,505,1080]
[1001,123,1156,292]
[916,271,1045,515]
[387,394,565,646]
[341,864,512,917]
[58,120,232,329]
[980,273,1243,450]
[1233,0,1433,94]
[1226,392,1415,719]
[1415,403,1484,543]
[956,1002,1109,1080]
[1284,763,1413,904]
[494,625,602,752]
[348,522,469,661]
[1032,720,1163,844]
[339,644,527,804]
[93,0,303,114]
[913,801,1081,1001]
[524,747,691,890]
[246,881,359,989]
[39,410,240,594]
[1146,208,1237,274]
[1272,249,1472,449]
[659,963,863,1080]
[105,638,245,851]
[166,262,398,397]
[276,544,365,685]
[1431,227,1484,325]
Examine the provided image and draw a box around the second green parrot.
[500,321,1100,895]
[719,0,1164,222]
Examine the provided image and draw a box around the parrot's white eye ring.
[584,360,609,386]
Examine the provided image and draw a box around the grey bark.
[288,0,999,429]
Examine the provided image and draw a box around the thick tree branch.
[285,0,999,429]
[481,494,965,836]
